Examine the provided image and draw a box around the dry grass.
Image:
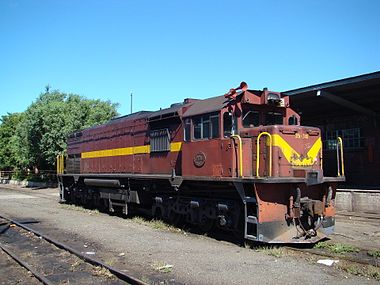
[131,216,183,233]
[70,259,84,270]
[60,204,99,215]
[256,246,285,258]
[91,266,114,279]
[337,261,380,281]
[152,261,174,273]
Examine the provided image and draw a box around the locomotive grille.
[150,128,170,152]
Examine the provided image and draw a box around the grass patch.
[60,204,99,215]
[337,261,380,281]
[152,261,173,273]
[368,250,380,259]
[131,216,183,233]
[256,246,285,258]
[315,241,359,254]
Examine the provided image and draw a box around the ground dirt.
[0,185,378,285]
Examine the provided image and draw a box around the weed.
[92,266,114,279]
[337,261,380,281]
[71,259,83,270]
[60,204,99,215]
[315,241,359,254]
[131,216,182,233]
[256,246,285,258]
[24,252,33,258]
[105,258,115,266]
[152,261,173,273]
[368,250,380,259]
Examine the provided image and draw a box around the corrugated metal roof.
[283,71,380,96]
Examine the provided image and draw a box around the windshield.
[242,111,260,127]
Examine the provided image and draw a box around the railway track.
[0,214,148,285]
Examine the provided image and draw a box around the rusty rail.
[0,214,148,285]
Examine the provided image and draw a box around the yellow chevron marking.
[271,134,321,166]
[81,142,182,159]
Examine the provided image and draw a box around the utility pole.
[130,91,133,114]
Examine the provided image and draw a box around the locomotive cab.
[180,83,344,242]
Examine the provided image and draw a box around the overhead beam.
[316,90,377,116]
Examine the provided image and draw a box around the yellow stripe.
[272,134,321,166]
[170,142,182,152]
[81,142,182,159]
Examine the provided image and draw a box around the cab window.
[288,115,298,125]
[265,112,283,125]
[223,112,238,137]
[242,110,260,127]
[184,118,191,141]
[192,113,219,140]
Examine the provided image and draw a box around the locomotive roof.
[182,95,230,117]
[148,102,186,121]
[182,89,265,117]
[110,111,152,123]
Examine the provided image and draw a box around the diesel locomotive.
[57,82,345,243]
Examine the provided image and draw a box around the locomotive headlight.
[267,93,282,105]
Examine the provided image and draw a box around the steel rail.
[0,242,54,285]
[0,214,148,285]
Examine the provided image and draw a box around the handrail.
[231,135,243,177]
[256,132,272,177]
[337,137,345,177]
[56,155,60,174]
[56,154,64,175]
[320,140,323,170]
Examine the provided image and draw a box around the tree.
[0,112,25,170]
[6,90,119,171]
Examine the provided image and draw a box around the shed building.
[283,71,380,188]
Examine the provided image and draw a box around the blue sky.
[1,0,379,117]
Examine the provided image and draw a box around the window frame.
[189,113,220,141]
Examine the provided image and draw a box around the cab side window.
[288,115,298,125]
[223,112,237,137]
[192,113,220,140]
[184,118,191,141]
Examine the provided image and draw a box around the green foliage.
[315,241,359,254]
[0,112,25,169]
[0,89,119,171]
[368,250,380,258]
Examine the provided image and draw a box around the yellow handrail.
[256,132,272,177]
[61,154,64,174]
[56,155,59,174]
[231,135,243,177]
[337,137,345,177]
[56,154,65,174]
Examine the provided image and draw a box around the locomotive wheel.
[167,212,184,227]
[198,217,215,233]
